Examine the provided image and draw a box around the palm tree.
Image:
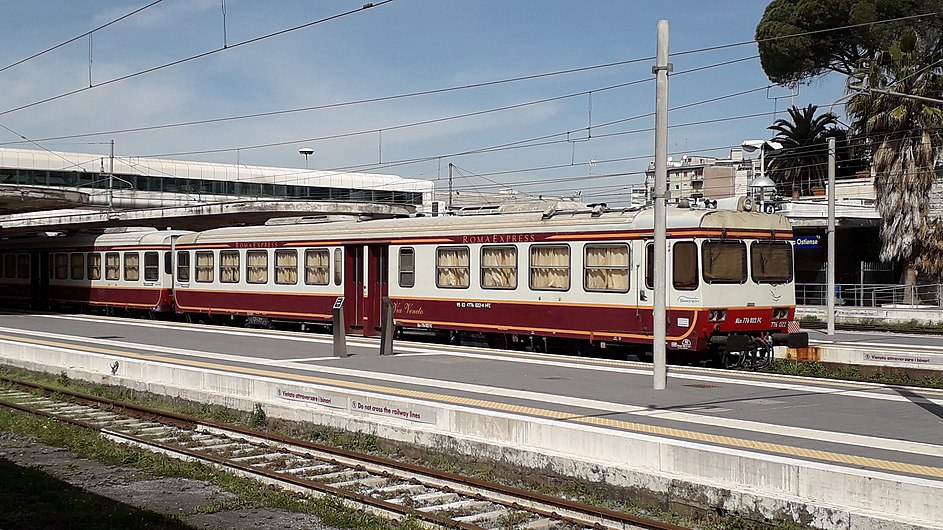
[765,104,840,196]
[845,35,943,287]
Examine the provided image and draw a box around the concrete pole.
[652,20,670,390]
[827,137,836,335]
[108,140,115,211]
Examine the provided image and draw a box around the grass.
[765,359,943,388]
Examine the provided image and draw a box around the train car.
[0,228,192,313]
[173,202,807,365]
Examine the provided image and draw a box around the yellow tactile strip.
[3,332,942,480]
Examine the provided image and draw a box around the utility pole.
[108,140,115,211]
[827,137,836,335]
[448,162,453,214]
[652,20,670,390]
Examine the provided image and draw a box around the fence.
[795,283,943,308]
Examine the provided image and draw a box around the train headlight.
[772,307,790,320]
[708,309,727,322]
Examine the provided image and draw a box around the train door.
[29,251,49,309]
[343,244,389,336]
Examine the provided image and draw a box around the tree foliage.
[766,105,840,196]
[755,0,943,85]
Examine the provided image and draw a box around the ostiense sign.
[794,235,821,249]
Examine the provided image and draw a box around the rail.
[796,283,943,308]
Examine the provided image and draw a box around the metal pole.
[827,137,836,335]
[448,163,453,214]
[379,297,394,356]
[652,20,670,390]
[108,140,115,210]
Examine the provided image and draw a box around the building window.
[275,250,297,284]
[305,249,330,285]
[673,241,699,290]
[144,252,160,281]
[124,253,140,281]
[54,253,69,280]
[584,244,629,292]
[195,251,214,282]
[751,241,793,283]
[399,248,415,288]
[529,245,569,291]
[702,240,746,283]
[246,250,268,284]
[70,253,85,280]
[220,251,239,283]
[105,252,120,280]
[3,255,15,279]
[481,246,517,290]
[87,253,101,280]
[436,246,469,288]
[16,254,28,279]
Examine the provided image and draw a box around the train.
[0,201,808,368]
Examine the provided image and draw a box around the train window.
[436,246,470,288]
[4,254,16,278]
[70,253,85,280]
[398,248,415,288]
[124,253,140,281]
[702,240,747,284]
[481,246,517,290]
[220,251,240,283]
[645,244,654,290]
[105,252,120,280]
[305,249,330,285]
[584,244,629,293]
[176,251,190,282]
[333,248,342,286]
[195,251,214,283]
[164,252,172,275]
[672,242,699,290]
[54,253,69,280]
[144,252,160,282]
[275,250,298,285]
[751,241,793,283]
[16,254,29,279]
[87,253,101,280]
[530,245,570,291]
[247,250,268,284]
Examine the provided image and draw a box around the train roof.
[0,228,193,250]
[175,206,792,245]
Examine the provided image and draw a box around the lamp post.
[298,147,314,169]
[740,139,783,188]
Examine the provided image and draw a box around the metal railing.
[796,283,943,308]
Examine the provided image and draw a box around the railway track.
[0,377,687,530]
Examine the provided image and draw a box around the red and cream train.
[0,203,808,366]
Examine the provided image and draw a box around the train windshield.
[702,240,747,284]
[751,241,794,283]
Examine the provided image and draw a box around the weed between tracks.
[0,365,810,530]
[766,359,943,388]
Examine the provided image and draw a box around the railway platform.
[0,311,940,530]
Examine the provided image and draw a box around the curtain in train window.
[481,246,517,289]
[305,249,329,285]
[672,241,699,290]
[3,255,15,278]
[584,244,629,292]
[105,252,120,280]
[195,251,214,282]
[87,253,101,280]
[399,248,415,288]
[529,245,570,290]
[701,240,746,283]
[436,247,469,288]
[275,250,297,284]
[54,253,69,280]
[751,241,793,283]
[124,253,140,281]
[16,254,29,279]
[333,248,342,286]
[143,252,160,281]
[246,250,268,284]
[220,251,240,283]
[176,251,190,282]
[70,253,85,280]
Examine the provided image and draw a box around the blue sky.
[0,1,847,203]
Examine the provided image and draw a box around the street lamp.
[740,139,783,184]
[298,147,314,169]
